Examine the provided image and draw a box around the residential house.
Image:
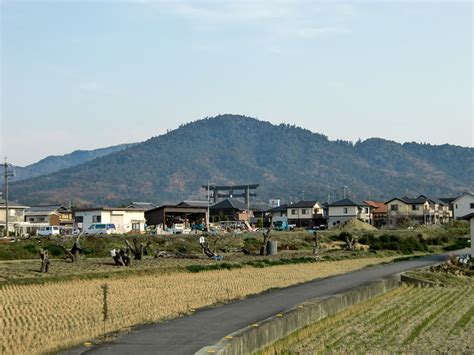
[268,204,288,218]
[287,200,325,228]
[364,201,388,228]
[385,195,449,227]
[0,198,29,236]
[74,207,147,233]
[452,192,474,220]
[209,198,250,222]
[24,205,74,228]
[328,198,371,228]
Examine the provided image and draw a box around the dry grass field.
[0,257,394,354]
[261,276,474,354]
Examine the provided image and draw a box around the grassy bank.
[261,274,474,354]
[0,221,469,261]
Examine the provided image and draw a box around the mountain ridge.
[11,143,136,182]
[8,115,473,206]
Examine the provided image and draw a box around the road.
[69,252,459,355]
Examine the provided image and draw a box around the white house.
[0,198,29,236]
[453,192,474,220]
[74,207,147,233]
[328,198,372,228]
[286,200,324,228]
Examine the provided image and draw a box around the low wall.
[196,275,401,355]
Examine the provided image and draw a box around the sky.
[1,0,472,166]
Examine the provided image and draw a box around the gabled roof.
[178,200,210,208]
[288,200,320,208]
[329,198,367,207]
[268,204,288,213]
[423,196,446,206]
[127,202,158,211]
[439,197,456,205]
[459,212,474,220]
[453,191,474,203]
[0,198,29,209]
[74,207,147,212]
[364,200,387,213]
[385,196,426,205]
[26,205,70,213]
[250,203,271,212]
[210,198,247,211]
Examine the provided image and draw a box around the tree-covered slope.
[8,115,473,206]
[12,143,136,182]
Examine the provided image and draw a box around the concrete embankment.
[196,275,401,355]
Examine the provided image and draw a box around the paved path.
[70,252,460,355]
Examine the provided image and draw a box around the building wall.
[0,207,26,224]
[328,206,358,218]
[287,204,322,220]
[453,194,474,219]
[328,215,357,228]
[75,210,146,233]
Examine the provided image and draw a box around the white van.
[38,226,60,237]
[84,223,117,235]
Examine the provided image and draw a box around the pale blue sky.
[1,1,472,165]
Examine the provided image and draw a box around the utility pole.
[206,181,210,229]
[1,158,14,237]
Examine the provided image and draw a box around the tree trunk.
[39,249,50,273]
[260,229,271,256]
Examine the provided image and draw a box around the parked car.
[38,226,61,237]
[170,223,191,234]
[84,223,116,235]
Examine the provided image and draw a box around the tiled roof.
[210,198,247,211]
[364,200,387,213]
[127,202,158,211]
[268,204,288,213]
[288,200,319,208]
[329,198,366,207]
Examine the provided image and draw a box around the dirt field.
[261,275,474,354]
[0,256,395,354]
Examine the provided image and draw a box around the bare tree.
[39,249,50,273]
[60,234,83,263]
[260,228,272,256]
[340,231,356,251]
[125,238,152,262]
[312,230,321,255]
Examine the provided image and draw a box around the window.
[343,208,348,214]
[411,205,419,211]
[75,216,84,223]
[391,205,399,212]
[301,209,308,215]
[291,209,297,215]
[92,215,101,223]
[470,203,474,209]
[28,217,34,222]
[132,223,140,231]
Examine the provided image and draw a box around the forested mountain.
[11,143,135,182]
[9,115,473,206]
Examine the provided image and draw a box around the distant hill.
[9,115,473,206]
[11,143,136,182]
